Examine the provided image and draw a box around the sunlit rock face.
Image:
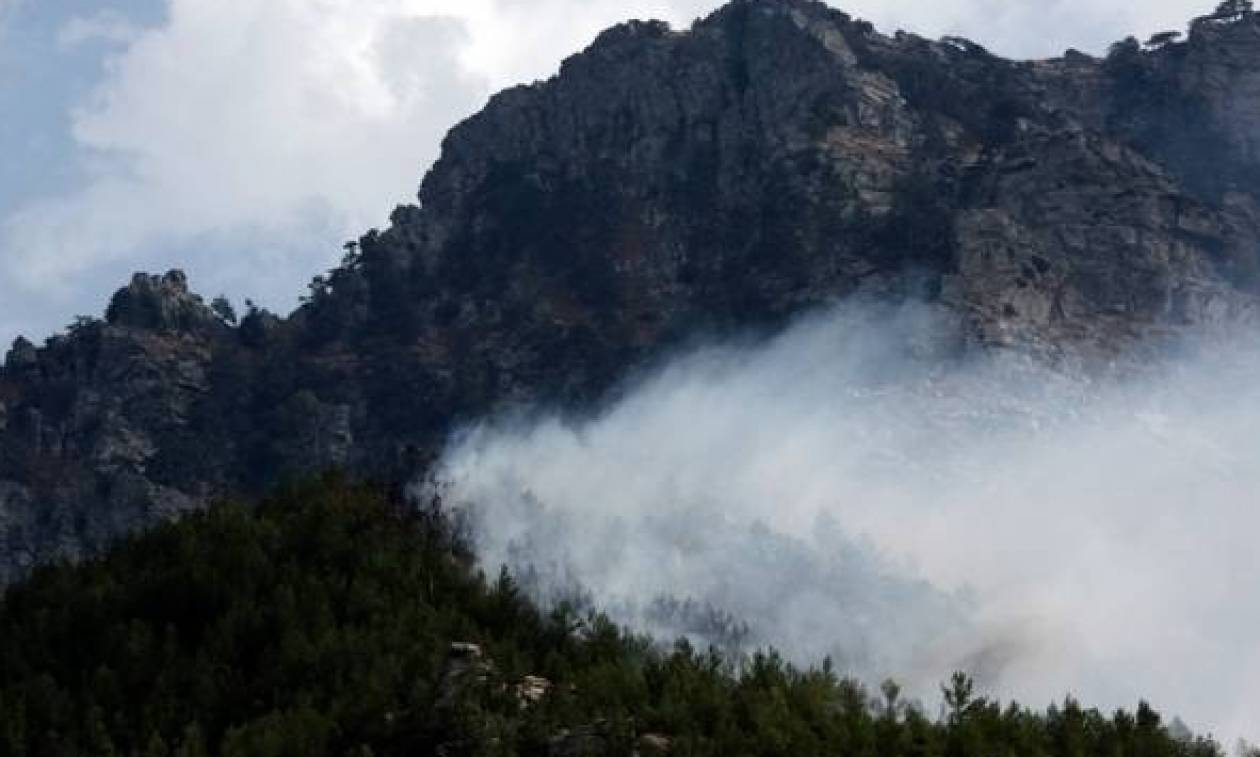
[4,0,1260,582]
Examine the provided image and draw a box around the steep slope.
[0,479,1221,756]
[3,0,1260,582]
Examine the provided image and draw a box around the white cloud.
[57,10,145,48]
[456,0,717,84]
[2,1,485,306]
[838,0,1208,57]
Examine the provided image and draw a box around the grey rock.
[436,642,494,710]
[638,733,672,754]
[105,269,224,334]
[549,724,609,757]
[517,675,552,706]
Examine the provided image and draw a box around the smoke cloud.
[431,301,1260,743]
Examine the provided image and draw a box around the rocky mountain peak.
[3,337,36,372]
[104,269,225,334]
[3,2,1260,584]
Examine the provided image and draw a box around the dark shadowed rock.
[436,642,494,710]
[4,337,37,371]
[105,270,226,334]
[548,723,610,757]
[639,733,673,754]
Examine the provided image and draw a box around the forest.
[0,477,1231,757]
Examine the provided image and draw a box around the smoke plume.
[430,301,1260,742]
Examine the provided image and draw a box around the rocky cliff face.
[3,0,1260,583]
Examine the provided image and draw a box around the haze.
[434,303,1260,743]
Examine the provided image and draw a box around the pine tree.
[1214,0,1254,18]
[173,723,208,757]
[943,672,975,724]
[141,731,170,757]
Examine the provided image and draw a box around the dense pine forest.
[0,477,1229,757]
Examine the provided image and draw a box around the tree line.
[0,477,1231,757]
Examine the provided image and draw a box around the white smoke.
[430,300,1260,742]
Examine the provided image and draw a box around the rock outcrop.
[3,0,1260,582]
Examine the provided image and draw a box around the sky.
[0,0,1216,347]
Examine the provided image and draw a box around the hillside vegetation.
[0,478,1225,757]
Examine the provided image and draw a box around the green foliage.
[210,297,237,326]
[236,301,273,348]
[0,477,1225,757]
[1144,31,1183,48]
[1211,0,1254,19]
[66,315,101,337]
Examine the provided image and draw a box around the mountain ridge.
[3,0,1260,582]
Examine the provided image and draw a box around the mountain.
[4,0,1260,583]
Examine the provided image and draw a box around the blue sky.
[0,0,1211,348]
